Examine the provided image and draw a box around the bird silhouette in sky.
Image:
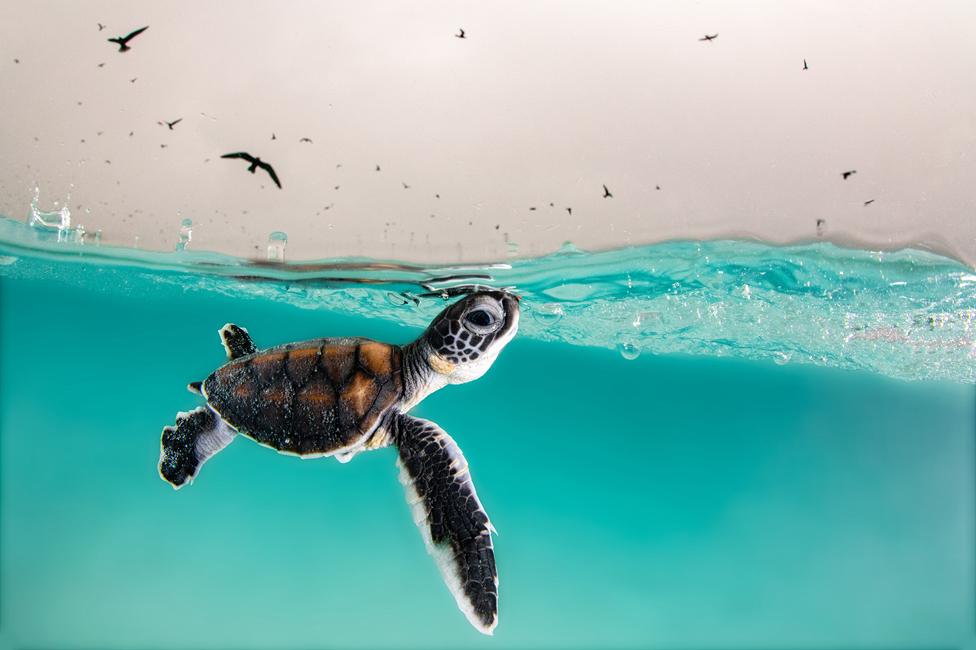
[158,118,182,130]
[803,59,809,70]
[699,33,718,42]
[602,184,613,198]
[455,28,466,39]
[299,137,313,143]
[863,199,875,206]
[221,152,282,189]
[108,26,148,52]
[97,23,106,31]
[842,170,857,180]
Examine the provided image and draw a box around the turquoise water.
[1,215,974,648]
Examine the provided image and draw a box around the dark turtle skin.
[202,337,403,456]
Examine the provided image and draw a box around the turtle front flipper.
[391,413,498,635]
[219,323,257,359]
[159,406,237,489]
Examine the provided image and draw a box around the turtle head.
[420,290,520,384]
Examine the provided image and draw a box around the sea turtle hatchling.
[158,290,520,634]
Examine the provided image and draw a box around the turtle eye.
[463,305,502,334]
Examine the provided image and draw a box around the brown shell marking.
[203,338,402,456]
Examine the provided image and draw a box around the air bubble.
[267,231,288,262]
[532,302,564,326]
[617,341,641,361]
[176,217,193,251]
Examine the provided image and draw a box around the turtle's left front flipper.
[391,413,498,635]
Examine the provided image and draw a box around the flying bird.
[841,170,857,180]
[566,207,573,216]
[699,33,718,42]
[376,164,381,171]
[602,184,613,198]
[221,152,282,189]
[803,58,809,70]
[299,137,313,143]
[455,28,466,39]
[402,181,411,189]
[97,23,106,31]
[271,133,276,140]
[863,199,875,206]
[108,26,148,52]
[158,118,182,130]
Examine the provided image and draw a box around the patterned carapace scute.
[203,338,403,455]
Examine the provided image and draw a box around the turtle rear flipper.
[159,407,237,489]
[219,323,257,360]
[392,413,498,635]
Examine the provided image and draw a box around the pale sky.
[1,0,974,265]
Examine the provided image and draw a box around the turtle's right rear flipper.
[158,407,236,489]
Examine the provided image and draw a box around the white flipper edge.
[395,423,498,635]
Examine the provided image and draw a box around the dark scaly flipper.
[158,406,236,488]
[219,323,257,360]
[391,413,498,635]
[183,324,255,395]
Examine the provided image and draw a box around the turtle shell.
[202,337,403,456]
